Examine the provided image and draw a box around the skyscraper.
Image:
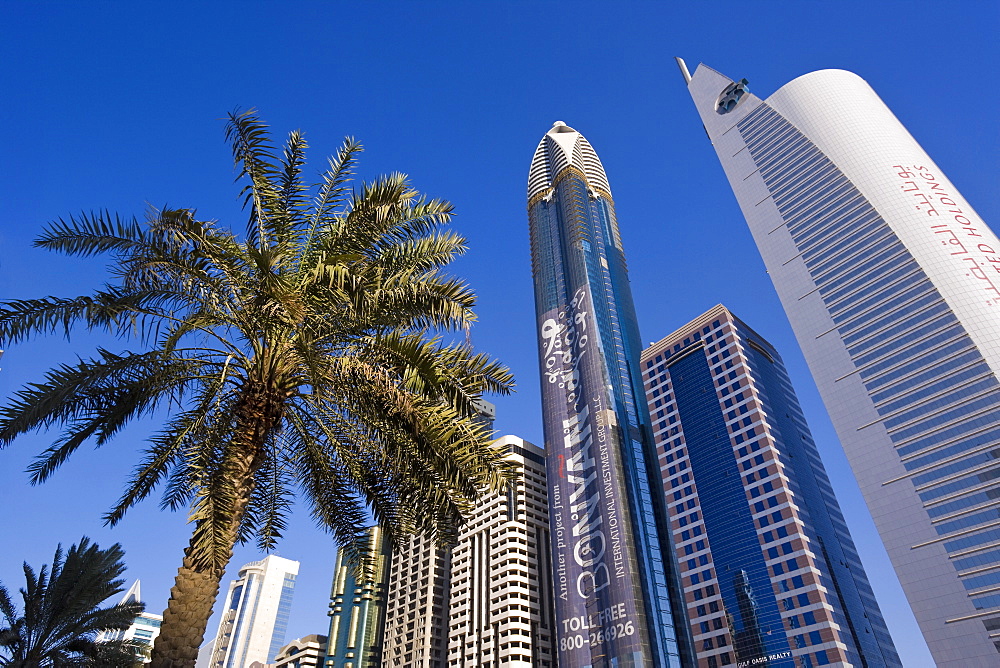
[527,121,692,667]
[325,526,392,668]
[381,401,497,668]
[382,522,452,667]
[96,580,162,663]
[203,555,299,667]
[447,435,556,667]
[642,305,901,668]
[681,61,1000,664]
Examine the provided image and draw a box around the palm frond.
[34,211,145,258]
[0,539,139,666]
[0,288,159,345]
[0,349,190,452]
[286,407,372,563]
[243,447,294,552]
[371,230,468,275]
[225,108,280,248]
[276,130,309,230]
[300,137,363,265]
[106,387,236,526]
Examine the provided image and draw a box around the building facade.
[276,635,328,668]
[381,531,452,667]
[381,401,497,668]
[324,526,392,668]
[96,580,162,663]
[447,436,556,668]
[527,121,691,667]
[642,305,901,668]
[682,62,1000,664]
[204,555,299,668]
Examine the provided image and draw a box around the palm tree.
[0,110,514,667]
[0,537,143,667]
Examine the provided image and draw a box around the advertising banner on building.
[539,284,649,667]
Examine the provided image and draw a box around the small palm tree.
[0,110,514,667]
[0,537,143,667]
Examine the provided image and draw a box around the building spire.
[120,579,142,605]
[674,56,692,84]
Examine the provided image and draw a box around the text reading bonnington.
[540,285,644,663]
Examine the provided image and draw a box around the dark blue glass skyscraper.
[527,122,691,668]
[642,305,901,668]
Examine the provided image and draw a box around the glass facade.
[228,576,255,668]
[270,573,298,661]
[735,98,1000,638]
[643,307,900,668]
[684,63,1000,664]
[527,122,691,667]
[205,555,300,668]
[325,526,392,668]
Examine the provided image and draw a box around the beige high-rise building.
[382,532,452,668]
[447,436,555,668]
[275,634,328,668]
[381,435,555,668]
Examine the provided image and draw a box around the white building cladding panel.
[684,63,1000,665]
[765,71,1000,373]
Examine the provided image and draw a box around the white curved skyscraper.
[203,555,299,668]
[682,62,1000,665]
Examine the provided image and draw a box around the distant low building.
[96,580,162,663]
[275,634,327,668]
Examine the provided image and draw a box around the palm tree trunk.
[149,475,250,668]
[149,387,284,668]
[152,553,227,667]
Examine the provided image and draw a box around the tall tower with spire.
[527,122,691,668]
[680,61,1000,666]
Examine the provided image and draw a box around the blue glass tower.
[527,122,691,668]
[643,305,901,668]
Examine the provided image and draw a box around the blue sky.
[1,2,997,664]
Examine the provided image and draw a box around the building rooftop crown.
[527,121,612,201]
